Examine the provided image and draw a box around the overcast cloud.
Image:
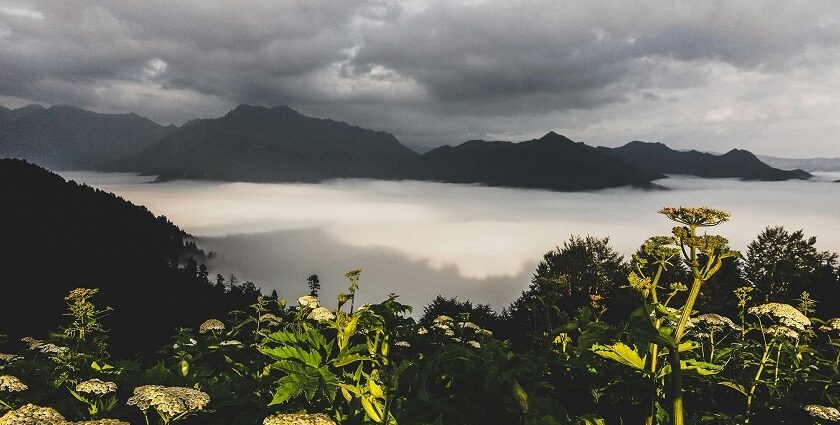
[2,0,839,156]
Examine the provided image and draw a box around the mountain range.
[0,104,173,170]
[602,141,812,181]
[1,103,816,190]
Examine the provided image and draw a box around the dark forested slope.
[0,159,256,354]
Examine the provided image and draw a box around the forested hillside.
[0,159,257,355]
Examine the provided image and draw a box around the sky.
[2,0,840,156]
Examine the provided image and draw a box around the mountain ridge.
[386,131,666,191]
[602,141,811,181]
[0,104,172,170]
[115,104,419,182]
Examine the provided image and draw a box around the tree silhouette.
[307,274,321,297]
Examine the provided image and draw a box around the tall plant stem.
[671,348,684,425]
[645,265,664,425]
[745,342,772,424]
[645,344,660,425]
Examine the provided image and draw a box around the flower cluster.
[263,412,337,425]
[307,307,335,322]
[75,379,116,396]
[766,326,801,339]
[749,303,811,331]
[689,313,740,332]
[73,420,130,425]
[0,375,27,392]
[297,296,319,309]
[126,385,210,418]
[659,207,730,227]
[804,404,840,422]
[259,313,281,326]
[820,318,840,333]
[198,319,225,334]
[64,288,99,302]
[220,340,242,346]
[0,403,66,424]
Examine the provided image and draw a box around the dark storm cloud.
[351,1,840,112]
[1,0,840,154]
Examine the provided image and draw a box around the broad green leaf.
[718,381,747,396]
[592,343,646,372]
[578,414,606,425]
[361,395,384,423]
[368,374,385,399]
[511,378,528,414]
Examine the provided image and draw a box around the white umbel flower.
[263,412,336,425]
[749,303,811,331]
[0,375,27,392]
[199,319,225,334]
[804,404,840,422]
[75,379,117,396]
[0,403,66,424]
[127,385,210,417]
[297,296,319,309]
[307,307,335,322]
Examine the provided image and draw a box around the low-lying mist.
[61,171,840,310]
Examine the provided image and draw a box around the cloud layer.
[2,0,840,155]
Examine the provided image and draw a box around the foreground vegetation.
[1,208,839,424]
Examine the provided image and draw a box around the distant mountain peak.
[118,103,418,182]
[538,131,574,144]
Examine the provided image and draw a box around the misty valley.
[60,170,840,311]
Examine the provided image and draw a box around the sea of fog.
[60,171,840,311]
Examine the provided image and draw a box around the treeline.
[423,226,840,345]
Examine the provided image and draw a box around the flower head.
[263,412,336,425]
[127,385,210,417]
[804,404,840,422]
[820,318,840,333]
[307,307,335,322]
[65,288,99,302]
[659,207,730,227]
[199,319,225,334]
[220,340,242,346]
[0,375,27,392]
[767,326,800,339]
[297,296,319,309]
[0,353,17,363]
[75,379,116,396]
[74,420,130,425]
[467,341,481,349]
[394,341,411,348]
[0,403,66,424]
[749,303,811,331]
[259,313,280,325]
[689,314,740,332]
